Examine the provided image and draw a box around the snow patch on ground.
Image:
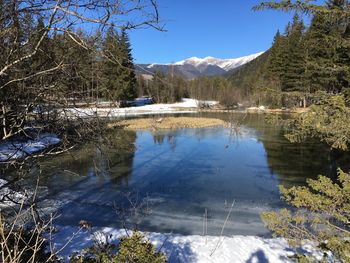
[246,106,266,112]
[64,99,219,118]
[0,133,61,162]
[50,226,322,263]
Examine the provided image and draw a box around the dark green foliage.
[303,13,341,93]
[261,169,350,262]
[253,0,350,18]
[228,51,270,96]
[266,30,285,80]
[119,29,137,100]
[102,28,137,101]
[285,94,350,150]
[281,14,306,92]
[102,28,123,101]
[335,22,350,91]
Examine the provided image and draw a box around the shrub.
[70,231,166,263]
[261,169,350,262]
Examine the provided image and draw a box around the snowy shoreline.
[51,226,322,263]
[51,226,290,262]
[63,98,218,118]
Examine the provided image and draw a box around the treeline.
[1,10,137,139]
[229,0,350,107]
[1,18,137,103]
[137,73,243,107]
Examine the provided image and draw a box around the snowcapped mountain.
[172,52,264,71]
[136,52,264,80]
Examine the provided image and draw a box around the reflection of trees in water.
[35,129,138,187]
[153,133,165,145]
[93,130,138,187]
[240,113,350,188]
[152,130,178,151]
[198,112,350,188]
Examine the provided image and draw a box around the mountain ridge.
[136,52,264,80]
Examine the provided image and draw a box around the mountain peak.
[137,52,264,80]
[172,52,264,71]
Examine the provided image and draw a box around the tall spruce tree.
[102,27,122,101]
[337,23,350,91]
[281,14,306,92]
[119,29,137,100]
[266,30,286,82]
[101,28,137,101]
[303,13,341,92]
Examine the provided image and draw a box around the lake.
[10,113,346,237]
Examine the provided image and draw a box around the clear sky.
[128,0,304,64]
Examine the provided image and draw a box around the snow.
[172,52,264,71]
[0,179,27,207]
[147,63,169,68]
[247,106,267,112]
[50,226,324,263]
[63,99,219,118]
[0,132,61,162]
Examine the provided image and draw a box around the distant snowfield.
[63,99,218,118]
[149,52,265,71]
[51,226,322,263]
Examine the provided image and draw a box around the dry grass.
[108,117,226,130]
[265,107,310,114]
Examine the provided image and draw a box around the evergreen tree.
[27,17,56,91]
[281,14,306,92]
[101,27,122,101]
[101,28,137,101]
[119,29,137,100]
[303,13,341,92]
[336,23,350,91]
[266,30,286,81]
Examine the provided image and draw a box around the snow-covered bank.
[51,226,322,263]
[64,99,219,118]
[0,132,61,162]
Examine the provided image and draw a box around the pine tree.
[101,28,137,101]
[337,23,350,91]
[266,30,286,82]
[119,29,137,100]
[27,17,56,90]
[101,27,122,101]
[302,0,349,93]
[303,13,341,92]
[281,14,306,92]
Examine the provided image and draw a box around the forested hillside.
[228,2,350,107]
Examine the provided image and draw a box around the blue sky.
[129,0,308,64]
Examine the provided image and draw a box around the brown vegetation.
[108,117,226,130]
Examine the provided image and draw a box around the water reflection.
[4,113,350,237]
